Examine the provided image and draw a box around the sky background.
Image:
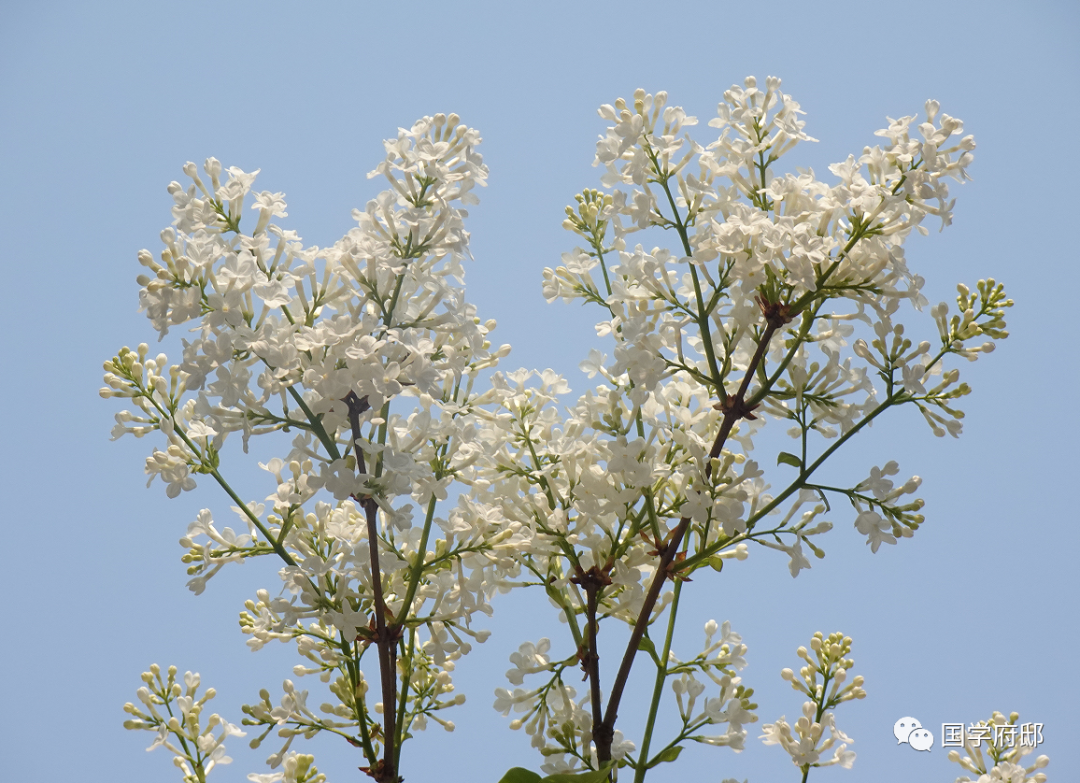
[1,2,1076,782]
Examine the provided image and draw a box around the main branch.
[345,391,400,783]
[594,314,784,765]
[572,565,613,757]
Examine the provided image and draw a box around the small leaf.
[708,555,724,573]
[499,768,543,783]
[637,637,656,656]
[647,745,684,768]
[777,452,801,468]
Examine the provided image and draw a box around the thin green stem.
[395,494,439,626]
[287,386,341,461]
[652,162,726,401]
[206,466,298,566]
[678,385,904,573]
[748,306,818,408]
[132,382,295,563]
[592,236,613,298]
[678,341,967,573]
[384,272,407,328]
[395,627,416,750]
[799,670,833,783]
[633,579,684,783]
[339,632,379,764]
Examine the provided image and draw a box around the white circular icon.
[909,728,934,751]
[893,716,922,744]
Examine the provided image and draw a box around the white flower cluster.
[493,635,635,775]
[762,633,863,772]
[108,115,516,778]
[246,752,326,783]
[470,77,1010,777]
[123,665,246,783]
[760,705,856,770]
[947,712,1050,783]
[479,78,1010,777]
[670,620,758,750]
[492,620,756,774]
[110,81,1027,783]
[483,78,1013,624]
[849,461,924,553]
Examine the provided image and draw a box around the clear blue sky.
[1,2,1075,782]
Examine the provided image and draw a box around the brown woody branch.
[594,314,785,765]
[571,565,613,754]
[344,391,401,783]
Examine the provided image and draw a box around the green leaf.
[777,451,801,468]
[541,764,614,783]
[646,745,683,768]
[708,555,725,573]
[498,769,543,783]
[637,636,656,656]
